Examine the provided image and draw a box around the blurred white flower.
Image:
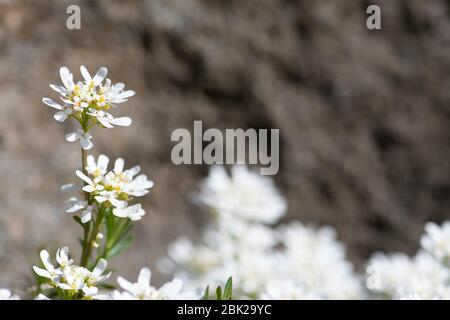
[198,165,286,224]
[276,223,363,299]
[367,251,450,299]
[113,268,199,300]
[421,221,450,264]
[261,280,321,300]
[161,165,362,299]
[0,289,19,300]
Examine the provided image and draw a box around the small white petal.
[80,137,93,150]
[80,65,92,82]
[42,98,63,110]
[111,117,132,127]
[93,67,108,86]
[65,131,80,142]
[75,170,93,185]
[54,111,68,122]
[114,158,125,174]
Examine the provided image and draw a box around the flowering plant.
[0,65,198,300]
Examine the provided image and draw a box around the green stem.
[81,205,105,267]
[79,147,91,266]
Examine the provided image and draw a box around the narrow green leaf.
[106,213,115,237]
[97,283,117,290]
[203,285,210,300]
[105,234,134,260]
[216,286,222,300]
[115,222,134,243]
[223,277,233,300]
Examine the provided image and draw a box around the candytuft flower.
[43,65,135,150]
[65,155,153,222]
[33,247,111,300]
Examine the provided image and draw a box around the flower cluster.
[65,154,153,223]
[33,247,110,300]
[43,66,135,150]
[159,165,362,299]
[366,222,450,299]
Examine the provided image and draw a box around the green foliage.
[203,276,233,300]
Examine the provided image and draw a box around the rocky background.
[0,0,449,291]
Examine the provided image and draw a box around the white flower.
[33,249,63,281]
[86,154,109,177]
[261,280,321,300]
[87,259,111,285]
[80,65,108,87]
[95,190,127,209]
[49,66,75,97]
[0,289,19,300]
[65,129,93,150]
[75,170,104,194]
[72,155,153,220]
[65,197,93,223]
[33,247,110,299]
[44,65,135,127]
[421,221,450,264]
[56,247,74,268]
[367,251,450,299]
[113,203,145,221]
[42,97,73,122]
[86,109,132,128]
[198,165,286,224]
[276,223,362,299]
[113,268,198,300]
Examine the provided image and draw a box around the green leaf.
[73,216,83,226]
[203,285,210,300]
[105,234,134,260]
[115,222,134,243]
[216,286,222,300]
[106,212,115,237]
[223,277,233,300]
[97,283,117,290]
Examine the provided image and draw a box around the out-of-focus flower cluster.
[159,165,363,299]
[367,221,450,299]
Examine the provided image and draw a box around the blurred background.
[0,0,449,289]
